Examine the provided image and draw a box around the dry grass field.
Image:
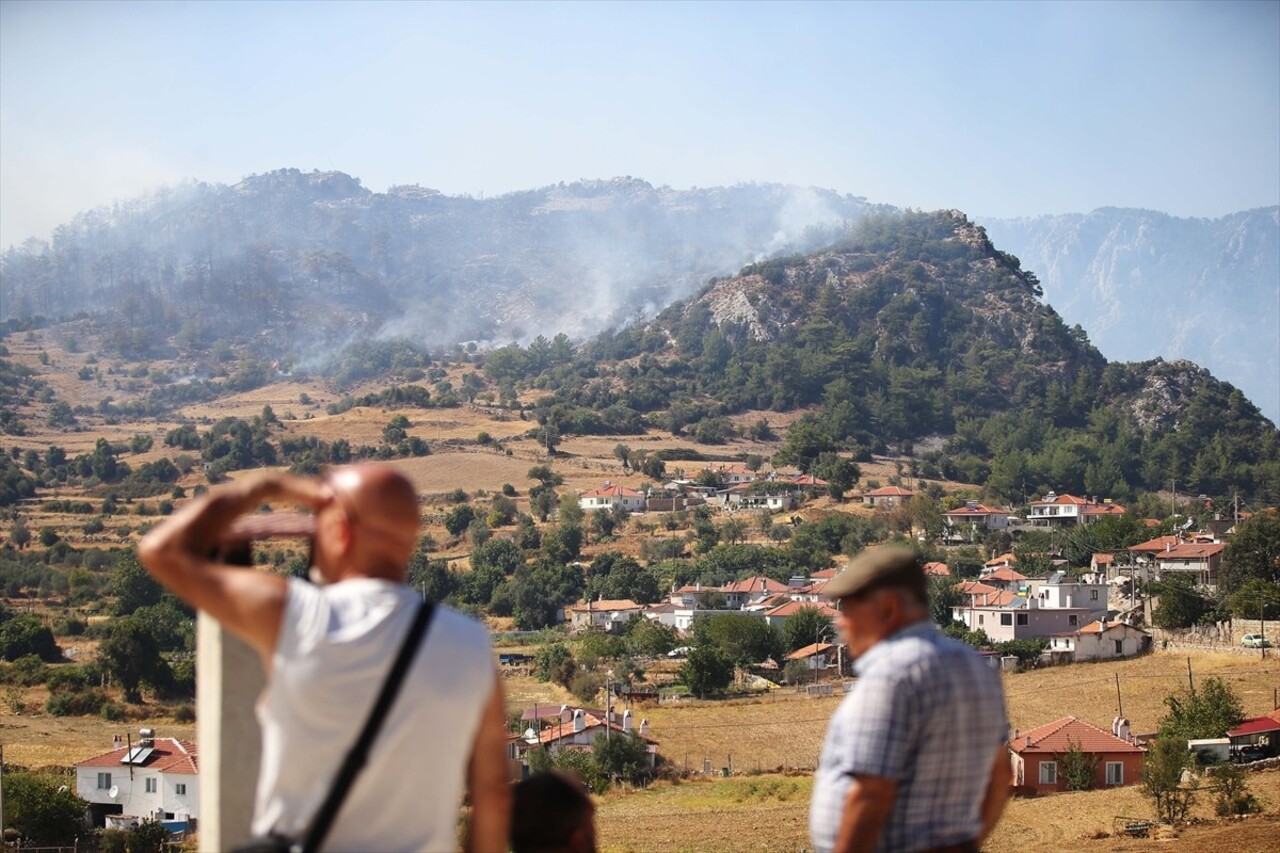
[591,770,1280,852]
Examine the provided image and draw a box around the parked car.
[1241,634,1272,648]
[667,646,693,658]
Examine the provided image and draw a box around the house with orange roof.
[75,730,198,828]
[944,501,1011,541]
[786,641,839,672]
[566,598,645,633]
[1153,541,1226,588]
[578,482,646,513]
[1028,492,1125,526]
[1009,716,1145,794]
[980,566,1028,591]
[984,552,1017,570]
[923,562,950,577]
[1047,620,1150,662]
[704,464,758,486]
[721,576,790,608]
[762,599,840,631]
[862,485,913,508]
[521,708,658,769]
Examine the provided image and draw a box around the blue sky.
[2,0,1277,249]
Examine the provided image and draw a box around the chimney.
[623,710,632,733]
[113,734,123,750]
[640,719,649,738]
[573,709,585,733]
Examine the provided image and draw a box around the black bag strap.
[299,599,436,853]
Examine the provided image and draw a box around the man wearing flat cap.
[809,546,1011,853]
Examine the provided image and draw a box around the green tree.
[594,731,651,786]
[1212,763,1262,816]
[97,615,171,703]
[1061,736,1099,791]
[1142,737,1196,823]
[624,616,680,657]
[1220,509,1280,596]
[678,646,734,697]
[1157,676,1245,742]
[109,550,164,616]
[928,574,964,627]
[781,606,834,653]
[692,613,782,666]
[471,538,525,576]
[1,770,88,845]
[1150,574,1209,629]
[0,609,62,662]
[443,504,475,537]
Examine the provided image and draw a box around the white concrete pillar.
[197,612,264,852]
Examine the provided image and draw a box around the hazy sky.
[2,0,1278,250]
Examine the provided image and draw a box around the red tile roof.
[1082,503,1127,516]
[965,590,1020,608]
[790,474,829,486]
[945,504,1008,517]
[786,642,837,660]
[1031,493,1090,506]
[1130,535,1182,554]
[985,552,1017,567]
[866,486,913,497]
[923,562,951,576]
[764,600,840,619]
[581,483,644,498]
[722,576,790,594]
[566,599,643,613]
[77,738,199,775]
[957,580,1000,596]
[1092,553,1115,565]
[1154,542,1225,560]
[1226,716,1280,738]
[810,568,839,580]
[1009,717,1145,755]
[984,566,1028,582]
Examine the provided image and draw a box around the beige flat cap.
[822,545,922,599]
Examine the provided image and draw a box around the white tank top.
[252,578,495,852]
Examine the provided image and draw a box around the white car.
[667,646,694,658]
[1241,634,1272,648]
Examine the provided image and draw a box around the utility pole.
[1115,673,1123,718]
[1186,657,1195,695]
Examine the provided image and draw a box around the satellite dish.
[108,785,120,800]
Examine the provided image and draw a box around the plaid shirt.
[809,621,1009,853]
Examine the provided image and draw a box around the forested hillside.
[483,210,1280,505]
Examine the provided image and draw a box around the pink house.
[1009,716,1144,794]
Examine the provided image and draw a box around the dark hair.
[511,771,594,853]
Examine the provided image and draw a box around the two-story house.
[566,598,645,633]
[944,502,1011,541]
[1028,492,1127,526]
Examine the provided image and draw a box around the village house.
[1153,541,1225,588]
[944,502,1011,541]
[75,730,198,830]
[1008,716,1145,794]
[1036,571,1108,610]
[577,482,646,513]
[786,641,839,672]
[724,482,794,511]
[1027,492,1126,526]
[721,576,790,609]
[520,707,658,770]
[1047,620,1150,663]
[566,598,645,633]
[862,485,913,508]
[762,599,840,632]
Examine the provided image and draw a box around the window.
[1069,615,1079,626]
[978,614,985,625]
[1114,640,1123,654]
[176,783,187,796]
[1039,761,1058,785]
[97,772,111,790]
[1091,589,1099,600]
[1016,613,1028,626]
[1000,613,1013,626]
[145,778,157,793]
[1106,762,1124,785]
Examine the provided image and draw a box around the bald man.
[139,464,510,852]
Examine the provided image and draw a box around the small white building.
[578,482,646,513]
[1037,571,1109,610]
[1048,620,1150,662]
[565,598,645,633]
[76,730,198,828]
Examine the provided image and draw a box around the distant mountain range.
[980,207,1279,424]
[0,170,1274,423]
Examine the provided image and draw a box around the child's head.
[511,771,596,853]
